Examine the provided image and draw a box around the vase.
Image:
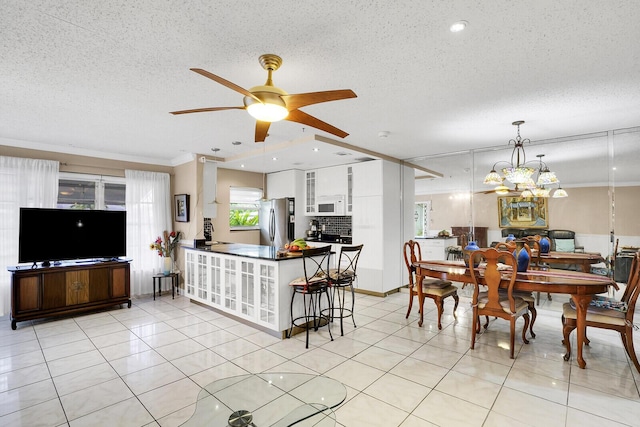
[512,240,530,272]
[539,236,551,253]
[163,257,172,276]
[463,241,480,267]
[505,233,516,243]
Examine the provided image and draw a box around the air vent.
[355,157,376,162]
[334,152,352,156]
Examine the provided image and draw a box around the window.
[229,187,262,229]
[58,173,125,210]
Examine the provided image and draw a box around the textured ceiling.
[2,1,639,185]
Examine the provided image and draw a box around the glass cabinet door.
[259,263,276,325]
[240,261,255,316]
[196,254,208,300]
[224,258,237,310]
[185,251,195,296]
[210,256,221,305]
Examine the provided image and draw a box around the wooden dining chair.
[403,240,459,329]
[493,241,537,339]
[561,252,640,373]
[469,248,530,359]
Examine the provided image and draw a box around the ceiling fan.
[170,54,357,142]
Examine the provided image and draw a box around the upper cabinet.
[304,165,352,216]
[351,161,382,197]
[304,170,317,215]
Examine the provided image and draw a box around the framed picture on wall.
[497,196,548,228]
[175,194,190,222]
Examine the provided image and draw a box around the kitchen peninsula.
[184,243,330,337]
[413,236,459,260]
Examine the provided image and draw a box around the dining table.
[538,251,605,273]
[414,259,617,369]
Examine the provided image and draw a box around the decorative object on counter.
[483,121,566,198]
[150,230,182,275]
[437,229,450,237]
[512,239,531,272]
[463,241,480,267]
[505,233,516,243]
[174,194,190,222]
[539,236,551,253]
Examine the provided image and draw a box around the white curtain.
[0,156,59,316]
[125,169,172,296]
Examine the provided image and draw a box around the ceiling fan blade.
[170,106,245,115]
[255,120,271,142]
[190,68,261,103]
[281,89,357,110]
[285,109,349,138]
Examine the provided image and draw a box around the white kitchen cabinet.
[184,248,307,333]
[316,165,348,198]
[350,160,413,295]
[415,237,458,260]
[304,170,317,216]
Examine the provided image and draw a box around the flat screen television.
[19,208,127,266]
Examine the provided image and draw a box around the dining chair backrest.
[403,240,420,284]
[334,244,364,282]
[301,245,332,285]
[494,241,516,252]
[623,253,640,317]
[620,252,640,304]
[469,247,519,313]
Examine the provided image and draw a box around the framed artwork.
[175,194,190,222]
[497,196,548,228]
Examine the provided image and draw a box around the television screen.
[19,208,127,264]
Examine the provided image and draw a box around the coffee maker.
[307,220,320,239]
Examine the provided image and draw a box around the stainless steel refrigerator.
[259,198,295,248]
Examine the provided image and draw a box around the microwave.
[316,195,346,216]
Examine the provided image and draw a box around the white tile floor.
[1,285,639,427]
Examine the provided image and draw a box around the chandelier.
[483,121,567,198]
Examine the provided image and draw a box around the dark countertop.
[189,243,301,261]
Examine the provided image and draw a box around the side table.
[152,272,179,300]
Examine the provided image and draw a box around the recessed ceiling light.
[272,157,277,161]
[211,147,221,153]
[240,164,245,168]
[313,147,319,152]
[378,131,389,138]
[450,20,468,32]
[232,141,242,145]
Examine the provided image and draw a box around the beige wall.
[418,185,638,236]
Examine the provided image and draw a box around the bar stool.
[287,245,333,348]
[325,244,363,336]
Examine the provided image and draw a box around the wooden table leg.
[570,294,592,369]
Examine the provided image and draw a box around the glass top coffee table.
[181,372,347,426]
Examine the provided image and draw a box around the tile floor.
[1,285,639,427]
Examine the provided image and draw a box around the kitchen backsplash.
[310,216,352,235]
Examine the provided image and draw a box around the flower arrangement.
[150,230,181,257]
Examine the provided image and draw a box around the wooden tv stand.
[8,260,131,330]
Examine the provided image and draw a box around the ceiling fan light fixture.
[246,102,289,122]
[244,88,289,122]
[494,185,510,195]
